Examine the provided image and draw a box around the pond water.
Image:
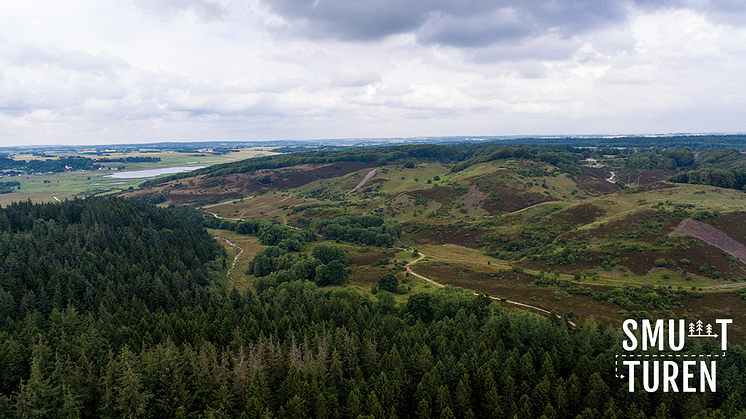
[106,166,205,179]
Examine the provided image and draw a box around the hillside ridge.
[671,218,746,264]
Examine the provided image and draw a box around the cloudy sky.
[2,0,745,146]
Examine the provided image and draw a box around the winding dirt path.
[405,251,575,326]
[201,198,251,209]
[205,211,242,220]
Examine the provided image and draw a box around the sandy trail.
[405,251,575,326]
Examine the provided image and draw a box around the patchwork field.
[0,147,279,206]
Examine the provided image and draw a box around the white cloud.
[0,1,745,145]
[132,0,226,22]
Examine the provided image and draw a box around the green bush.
[378,272,399,293]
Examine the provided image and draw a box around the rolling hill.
[122,143,746,340]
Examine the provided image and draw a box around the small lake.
[106,166,205,179]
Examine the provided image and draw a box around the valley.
[124,142,746,341]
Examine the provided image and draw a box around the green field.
[0,148,278,205]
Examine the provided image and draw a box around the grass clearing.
[415,243,509,268]
[205,194,315,220]
[207,228,265,291]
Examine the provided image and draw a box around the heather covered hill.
[126,143,746,289]
[151,143,746,332]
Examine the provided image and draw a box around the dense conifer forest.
[0,196,745,418]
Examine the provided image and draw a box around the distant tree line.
[693,148,746,170]
[666,149,746,190]
[450,145,582,174]
[27,157,100,172]
[0,158,17,170]
[0,157,101,173]
[456,134,746,152]
[624,148,696,170]
[0,181,20,194]
[670,168,746,190]
[625,148,746,178]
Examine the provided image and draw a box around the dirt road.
[405,251,575,325]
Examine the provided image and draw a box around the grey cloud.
[263,0,430,41]
[261,0,744,60]
[696,0,746,26]
[261,0,630,47]
[416,9,532,48]
[132,0,226,21]
[0,71,28,115]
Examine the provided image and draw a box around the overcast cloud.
[1,0,745,145]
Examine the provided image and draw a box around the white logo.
[617,318,732,392]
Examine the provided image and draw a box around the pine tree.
[15,341,52,419]
[440,406,455,419]
[100,347,149,419]
[15,360,51,418]
[279,395,308,419]
[59,383,82,419]
[245,370,271,418]
[454,373,473,417]
[654,402,671,419]
[365,392,385,418]
[416,399,431,419]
